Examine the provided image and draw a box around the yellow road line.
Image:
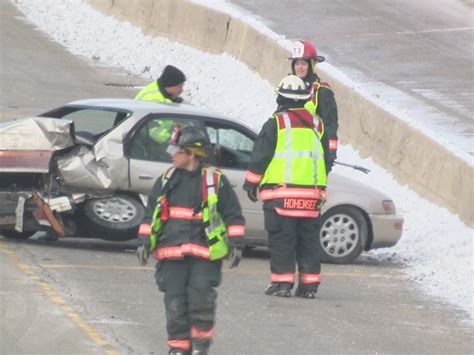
[0,113,21,120]
[0,11,19,16]
[0,240,119,355]
[41,263,154,271]
[38,262,406,279]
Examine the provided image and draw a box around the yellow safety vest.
[135,82,172,103]
[201,166,229,260]
[135,82,175,144]
[304,82,332,117]
[150,166,229,260]
[304,82,320,116]
[261,109,327,187]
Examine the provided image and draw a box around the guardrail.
[87,0,473,227]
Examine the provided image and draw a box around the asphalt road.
[0,0,146,121]
[1,236,473,355]
[229,0,474,154]
[0,1,472,354]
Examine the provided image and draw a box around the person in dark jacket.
[135,65,187,144]
[137,125,245,355]
[243,75,327,299]
[135,64,186,103]
[289,40,339,174]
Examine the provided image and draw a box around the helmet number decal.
[292,41,305,58]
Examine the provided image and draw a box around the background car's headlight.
[382,200,396,214]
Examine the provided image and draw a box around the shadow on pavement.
[1,234,406,269]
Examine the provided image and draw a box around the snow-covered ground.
[12,0,473,321]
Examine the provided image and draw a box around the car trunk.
[0,116,74,173]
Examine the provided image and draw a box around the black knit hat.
[157,65,186,88]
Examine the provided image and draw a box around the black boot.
[192,340,210,355]
[264,283,292,297]
[295,284,319,299]
[169,349,190,355]
[37,232,58,242]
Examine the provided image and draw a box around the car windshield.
[39,106,132,144]
[64,109,120,135]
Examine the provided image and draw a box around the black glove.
[228,238,245,268]
[325,150,336,173]
[325,160,334,174]
[136,224,152,266]
[228,246,243,268]
[246,186,258,203]
[136,244,150,266]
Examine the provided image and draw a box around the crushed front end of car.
[0,116,143,241]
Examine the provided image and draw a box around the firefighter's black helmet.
[168,125,210,157]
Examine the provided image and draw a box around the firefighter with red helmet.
[137,125,245,355]
[289,40,339,174]
[243,75,327,299]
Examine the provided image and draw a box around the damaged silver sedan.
[0,99,403,263]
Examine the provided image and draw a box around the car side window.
[129,117,196,162]
[206,123,254,170]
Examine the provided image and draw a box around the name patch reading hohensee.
[283,198,317,210]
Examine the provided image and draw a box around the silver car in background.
[0,99,403,264]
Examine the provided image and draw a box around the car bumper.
[368,213,404,249]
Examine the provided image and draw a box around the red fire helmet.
[289,40,325,63]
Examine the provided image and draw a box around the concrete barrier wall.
[87,0,473,227]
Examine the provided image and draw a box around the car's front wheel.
[81,194,145,241]
[318,206,367,264]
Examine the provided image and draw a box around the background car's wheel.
[81,194,145,240]
[318,206,367,264]
[1,230,35,240]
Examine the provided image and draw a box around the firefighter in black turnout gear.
[137,126,245,355]
[243,75,327,299]
[290,39,339,173]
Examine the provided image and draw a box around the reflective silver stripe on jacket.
[204,167,220,233]
[273,113,320,184]
[312,116,320,185]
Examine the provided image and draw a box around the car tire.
[81,194,145,241]
[1,230,35,240]
[318,206,367,264]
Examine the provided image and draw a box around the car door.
[203,120,265,242]
[127,114,204,195]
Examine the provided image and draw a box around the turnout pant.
[264,208,321,287]
[155,257,222,351]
